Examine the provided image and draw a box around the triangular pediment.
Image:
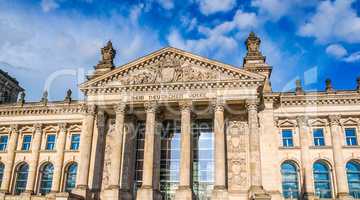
[80,47,265,90]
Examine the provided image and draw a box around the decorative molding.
[296,116,309,127]
[0,102,85,116]
[245,99,258,111]
[329,115,341,126]
[179,100,192,112]
[144,101,158,113]
[114,103,127,114]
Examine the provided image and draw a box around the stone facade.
[0,69,23,104]
[0,33,359,200]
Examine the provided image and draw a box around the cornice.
[0,101,86,116]
[263,91,360,107]
[84,79,263,95]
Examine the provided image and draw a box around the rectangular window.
[0,135,8,151]
[282,129,294,147]
[345,128,358,146]
[45,135,56,150]
[21,135,32,151]
[313,128,325,146]
[70,134,80,150]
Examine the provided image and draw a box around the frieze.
[0,102,86,116]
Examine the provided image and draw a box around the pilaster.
[51,123,67,193]
[1,125,19,193]
[297,116,315,199]
[73,104,96,198]
[329,115,351,199]
[246,99,270,200]
[25,123,43,194]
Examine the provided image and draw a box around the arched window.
[313,161,332,198]
[64,163,77,192]
[281,161,299,199]
[14,162,29,195]
[39,163,54,195]
[0,162,4,187]
[346,161,360,198]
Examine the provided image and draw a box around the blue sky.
[0,0,360,101]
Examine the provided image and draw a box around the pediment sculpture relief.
[116,57,224,86]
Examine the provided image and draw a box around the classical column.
[51,123,67,193]
[211,100,228,199]
[297,116,315,199]
[136,101,158,200]
[329,115,350,199]
[246,99,270,199]
[25,123,43,194]
[175,101,193,200]
[105,103,126,199]
[1,125,19,193]
[74,105,96,197]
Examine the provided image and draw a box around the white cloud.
[298,0,360,44]
[0,5,161,100]
[156,0,174,10]
[326,44,348,59]
[343,52,360,63]
[251,0,316,21]
[41,0,59,12]
[168,9,257,64]
[197,0,236,15]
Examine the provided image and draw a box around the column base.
[103,186,133,200]
[303,192,315,200]
[174,186,193,200]
[136,186,161,200]
[212,186,228,200]
[249,186,271,200]
[337,192,353,200]
[0,192,5,200]
[54,192,71,200]
[72,185,90,199]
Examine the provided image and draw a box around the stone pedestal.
[175,186,193,200]
[212,186,229,200]
[249,186,271,200]
[136,186,158,200]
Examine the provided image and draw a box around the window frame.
[45,134,56,151]
[21,134,32,151]
[69,133,80,151]
[13,162,29,195]
[346,160,360,199]
[63,162,78,192]
[0,134,9,151]
[281,129,294,148]
[344,127,358,146]
[312,128,326,147]
[37,163,54,195]
[313,161,334,199]
[281,161,300,199]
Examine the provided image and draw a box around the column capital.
[329,115,341,126]
[179,100,192,112]
[114,103,127,114]
[57,123,67,132]
[33,123,43,132]
[10,124,19,133]
[212,99,225,112]
[296,116,309,127]
[144,101,158,113]
[246,99,258,111]
[84,104,97,115]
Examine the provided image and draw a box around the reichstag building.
[0,32,360,200]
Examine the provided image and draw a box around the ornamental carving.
[227,121,250,191]
[117,57,218,85]
[102,123,115,190]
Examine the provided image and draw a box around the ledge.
[39,150,57,153]
[15,150,32,153]
[278,146,301,150]
[343,145,360,149]
[309,145,332,149]
[64,149,80,153]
